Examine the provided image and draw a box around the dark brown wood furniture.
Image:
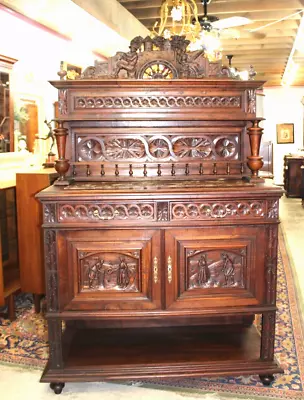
[37,35,283,394]
[0,55,17,152]
[0,186,20,320]
[16,169,57,312]
[283,155,304,198]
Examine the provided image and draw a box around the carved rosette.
[171,201,265,220]
[44,230,58,312]
[76,134,239,162]
[79,251,139,292]
[59,203,155,222]
[265,225,278,305]
[74,95,241,110]
[187,249,245,289]
[44,204,56,223]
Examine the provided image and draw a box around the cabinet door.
[165,226,266,310]
[57,229,161,311]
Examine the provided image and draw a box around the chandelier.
[152,0,222,61]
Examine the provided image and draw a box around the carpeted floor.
[0,230,303,399]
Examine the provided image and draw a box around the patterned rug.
[0,230,303,399]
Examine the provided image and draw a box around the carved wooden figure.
[37,35,283,394]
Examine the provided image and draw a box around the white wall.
[263,87,304,185]
[0,7,100,159]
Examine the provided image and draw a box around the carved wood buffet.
[37,36,283,394]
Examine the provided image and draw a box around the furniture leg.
[48,318,64,369]
[259,374,275,386]
[50,382,65,394]
[6,294,16,321]
[34,294,43,313]
[260,311,276,361]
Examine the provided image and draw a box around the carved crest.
[79,35,235,80]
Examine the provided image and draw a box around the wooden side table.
[16,169,57,313]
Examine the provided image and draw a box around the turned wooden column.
[54,121,70,185]
[247,119,264,181]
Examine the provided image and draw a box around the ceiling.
[118,0,304,86]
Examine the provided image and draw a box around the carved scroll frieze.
[265,225,278,305]
[79,251,139,291]
[59,203,155,222]
[77,135,239,162]
[74,95,241,110]
[44,204,56,223]
[267,200,279,219]
[58,89,67,115]
[188,249,245,289]
[45,230,58,312]
[247,89,256,114]
[171,201,265,220]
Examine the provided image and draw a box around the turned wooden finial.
[247,119,264,181]
[54,121,70,185]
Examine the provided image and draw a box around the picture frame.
[276,123,294,144]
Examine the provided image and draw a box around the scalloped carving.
[171,201,265,220]
[74,95,241,110]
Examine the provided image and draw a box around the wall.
[0,6,105,159]
[263,87,304,185]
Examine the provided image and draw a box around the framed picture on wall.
[276,123,294,144]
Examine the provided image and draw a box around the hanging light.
[153,0,201,42]
[152,0,222,62]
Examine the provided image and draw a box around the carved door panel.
[57,229,161,311]
[165,226,266,310]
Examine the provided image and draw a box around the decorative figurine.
[37,119,56,167]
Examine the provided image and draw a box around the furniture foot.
[259,374,275,386]
[6,294,16,321]
[33,294,43,313]
[50,382,65,394]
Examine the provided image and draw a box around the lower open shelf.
[41,324,283,383]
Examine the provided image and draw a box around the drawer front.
[57,229,161,311]
[165,226,269,310]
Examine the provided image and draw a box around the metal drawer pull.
[153,256,158,284]
[167,256,172,284]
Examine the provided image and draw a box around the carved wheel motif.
[78,138,103,161]
[138,61,178,79]
[215,138,237,158]
[149,137,170,158]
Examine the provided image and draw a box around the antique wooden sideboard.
[37,36,283,394]
[283,155,304,203]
